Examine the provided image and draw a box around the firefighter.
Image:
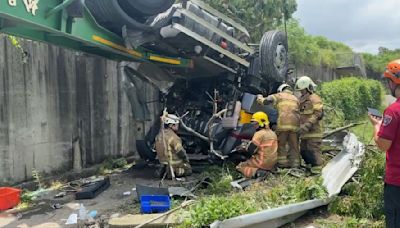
[236,112,278,178]
[295,76,324,174]
[256,84,300,168]
[155,114,192,178]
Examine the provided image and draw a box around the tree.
[202,0,297,42]
[280,19,352,67]
[363,48,400,78]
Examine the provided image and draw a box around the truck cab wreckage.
[0,0,289,161]
[0,1,366,227]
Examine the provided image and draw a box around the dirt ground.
[0,159,348,228]
[0,165,202,228]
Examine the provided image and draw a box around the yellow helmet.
[251,112,269,127]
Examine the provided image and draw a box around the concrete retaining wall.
[0,36,158,184]
[293,64,338,83]
[0,36,344,184]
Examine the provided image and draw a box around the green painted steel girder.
[0,0,193,68]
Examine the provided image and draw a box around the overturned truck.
[0,0,290,162]
[85,0,291,161]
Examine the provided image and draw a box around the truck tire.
[136,118,160,161]
[85,0,161,33]
[136,140,157,161]
[259,31,288,81]
[118,0,174,17]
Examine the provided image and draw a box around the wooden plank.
[109,214,179,228]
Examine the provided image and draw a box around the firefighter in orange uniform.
[295,76,324,174]
[236,112,278,178]
[257,84,300,168]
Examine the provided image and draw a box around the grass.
[316,217,384,228]
[349,119,375,144]
[326,113,385,224]
[99,157,132,175]
[177,165,328,228]
[48,181,64,191]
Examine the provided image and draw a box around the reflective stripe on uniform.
[301,110,314,115]
[301,132,323,139]
[277,125,299,131]
[278,156,288,162]
[313,103,323,111]
[252,139,278,148]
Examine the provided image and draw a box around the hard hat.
[277,83,291,93]
[383,59,400,85]
[251,112,269,128]
[295,76,317,92]
[163,114,180,125]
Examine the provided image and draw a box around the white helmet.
[163,114,180,125]
[295,76,317,92]
[277,83,291,93]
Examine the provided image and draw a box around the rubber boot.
[255,169,268,178]
[154,165,166,178]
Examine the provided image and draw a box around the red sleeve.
[378,108,398,141]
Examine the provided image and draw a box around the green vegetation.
[202,0,297,42]
[317,77,386,225]
[17,190,35,210]
[328,149,385,221]
[201,1,354,68]
[31,168,44,190]
[99,157,130,174]
[319,77,384,122]
[363,48,400,75]
[178,165,327,228]
[316,217,384,228]
[283,20,352,67]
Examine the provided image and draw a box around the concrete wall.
[0,35,350,184]
[0,36,157,184]
[293,64,338,83]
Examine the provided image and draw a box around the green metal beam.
[0,0,193,68]
[45,0,75,18]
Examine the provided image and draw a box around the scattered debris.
[50,203,63,210]
[79,204,87,220]
[123,191,131,196]
[168,187,196,199]
[140,195,171,214]
[323,122,366,139]
[88,210,97,218]
[75,176,110,200]
[136,185,169,201]
[109,213,178,228]
[230,177,265,190]
[65,213,78,225]
[136,200,194,228]
[209,133,365,228]
[54,192,67,198]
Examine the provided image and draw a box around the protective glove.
[177,150,190,163]
[235,140,250,152]
[256,94,266,105]
[298,124,310,134]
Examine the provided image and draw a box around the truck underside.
[0,0,290,162]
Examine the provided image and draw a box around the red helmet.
[383,59,400,84]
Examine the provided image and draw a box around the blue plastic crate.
[140,195,171,214]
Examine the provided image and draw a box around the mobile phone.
[367,108,382,118]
